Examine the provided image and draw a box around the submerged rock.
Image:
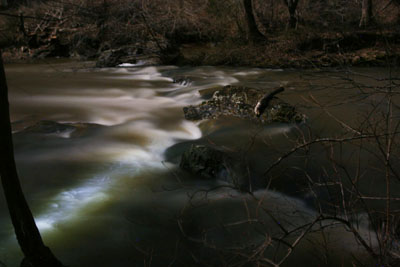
[179,144,257,191]
[20,120,75,134]
[180,144,230,180]
[268,102,305,123]
[172,77,192,86]
[183,85,305,124]
[17,120,101,138]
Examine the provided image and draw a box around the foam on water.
[31,120,201,232]
[6,64,290,237]
[117,63,138,67]
[2,64,210,237]
[36,175,111,231]
[111,66,174,82]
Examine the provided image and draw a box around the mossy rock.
[180,144,230,179]
[183,85,306,124]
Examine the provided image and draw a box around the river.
[0,61,398,266]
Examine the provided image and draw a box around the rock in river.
[179,144,257,191]
[15,120,102,138]
[183,85,306,124]
[180,144,230,180]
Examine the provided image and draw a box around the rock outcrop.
[179,144,258,191]
[180,144,230,180]
[183,85,305,124]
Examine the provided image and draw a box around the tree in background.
[282,0,300,29]
[243,0,265,42]
[359,0,373,27]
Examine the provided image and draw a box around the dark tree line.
[243,0,375,41]
[244,0,378,38]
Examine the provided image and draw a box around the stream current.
[0,61,398,266]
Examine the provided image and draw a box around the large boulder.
[180,144,230,180]
[179,144,257,191]
[183,85,305,124]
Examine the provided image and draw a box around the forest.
[0,0,399,67]
[0,0,400,267]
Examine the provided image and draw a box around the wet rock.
[96,46,137,67]
[173,77,192,86]
[96,49,122,67]
[198,86,223,98]
[20,120,75,134]
[95,41,165,67]
[182,106,203,120]
[180,144,230,179]
[134,55,162,66]
[183,85,306,124]
[269,102,306,123]
[179,144,255,191]
[17,120,101,138]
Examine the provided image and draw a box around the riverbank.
[2,0,400,69]
[3,29,400,69]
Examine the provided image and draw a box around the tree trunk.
[288,8,297,29]
[0,51,63,267]
[359,0,373,27]
[243,0,264,42]
[283,0,299,29]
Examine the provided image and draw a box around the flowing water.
[0,61,398,266]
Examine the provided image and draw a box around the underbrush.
[1,0,400,67]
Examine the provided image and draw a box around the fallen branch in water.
[254,87,285,117]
